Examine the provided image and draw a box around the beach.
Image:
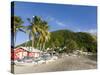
[12,55,97,74]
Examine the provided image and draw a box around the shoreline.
[12,55,97,74]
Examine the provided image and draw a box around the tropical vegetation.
[12,16,97,54]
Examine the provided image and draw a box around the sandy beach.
[12,55,97,74]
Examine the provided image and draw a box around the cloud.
[88,29,97,33]
[83,29,97,35]
[46,16,55,21]
[74,28,97,35]
[55,20,66,27]
[87,29,97,34]
[46,16,66,27]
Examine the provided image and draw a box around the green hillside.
[17,29,97,53]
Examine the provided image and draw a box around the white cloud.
[46,16,55,21]
[47,17,97,34]
[74,28,97,35]
[46,16,66,27]
[84,29,97,35]
[55,20,66,27]
[88,29,97,35]
[88,29,97,33]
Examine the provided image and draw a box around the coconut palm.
[26,16,50,52]
[42,31,51,51]
[26,16,44,51]
[37,21,50,51]
[11,16,24,47]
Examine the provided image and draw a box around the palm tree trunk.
[32,36,34,51]
[36,39,40,49]
[40,43,42,50]
[25,41,27,47]
[43,42,46,52]
[14,32,17,47]
[13,35,16,48]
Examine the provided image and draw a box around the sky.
[12,1,97,46]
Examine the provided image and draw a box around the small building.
[11,47,42,60]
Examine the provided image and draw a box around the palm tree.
[41,26,50,51]
[43,32,51,51]
[36,20,50,51]
[11,16,24,47]
[26,16,44,51]
[26,16,50,52]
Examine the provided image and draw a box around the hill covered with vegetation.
[17,29,97,54]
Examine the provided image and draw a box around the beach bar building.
[11,47,42,60]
